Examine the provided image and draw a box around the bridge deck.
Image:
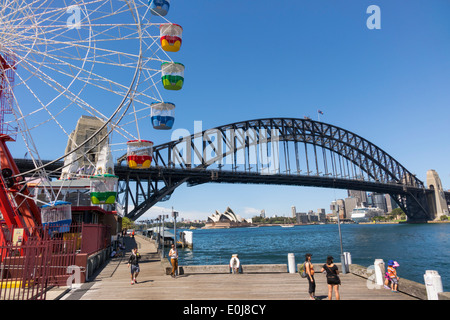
[52,235,417,301]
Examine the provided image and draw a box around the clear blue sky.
[8,1,450,221]
[140,0,450,221]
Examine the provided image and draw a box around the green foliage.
[252,216,295,224]
[390,208,405,217]
[122,217,135,230]
[165,222,205,228]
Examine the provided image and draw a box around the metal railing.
[0,223,111,300]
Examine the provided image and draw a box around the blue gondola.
[151,102,175,130]
[149,0,170,16]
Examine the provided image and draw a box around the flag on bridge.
[318,110,324,115]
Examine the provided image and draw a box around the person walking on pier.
[321,256,341,300]
[128,247,141,284]
[305,253,316,300]
[169,244,179,278]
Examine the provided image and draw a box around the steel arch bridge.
[113,118,435,222]
[14,118,442,222]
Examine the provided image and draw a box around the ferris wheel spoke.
[11,60,120,136]
[11,53,142,166]
[15,44,139,104]
[10,63,80,138]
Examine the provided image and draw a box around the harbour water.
[176,223,450,291]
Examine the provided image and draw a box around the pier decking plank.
[59,235,417,301]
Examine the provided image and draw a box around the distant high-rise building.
[316,209,326,222]
[347,190,367,206]
[330,201,338,215]
[291,206,296,218]
[344,197,358,216]
[308,213,319,223]
[295,212,308,224]
[367,193,374,206]
[373,193,387,213]
[337,199,346,219]
[331,200,346,219]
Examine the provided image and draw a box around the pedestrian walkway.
[56,235,417,300]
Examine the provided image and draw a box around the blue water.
[176,223,450,291]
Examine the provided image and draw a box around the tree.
[390,208,405,220]
[122,217,135,230]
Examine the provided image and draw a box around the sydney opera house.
[204,207,252,229]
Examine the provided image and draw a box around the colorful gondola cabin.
[161,62,184,90]
[151,102,175,130]
[89,174,119,205]
[160,23,183,52]
[127,140,154,169]
[149,0,170,16]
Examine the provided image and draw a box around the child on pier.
[387,260,400,292]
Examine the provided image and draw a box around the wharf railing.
[0,223,111,300]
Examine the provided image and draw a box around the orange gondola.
[160,23,183,52]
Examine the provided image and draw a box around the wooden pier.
[48,235,420,301]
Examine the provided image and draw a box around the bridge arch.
[117,118,430,222]
[151,118,423,187]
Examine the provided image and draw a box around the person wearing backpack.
[128,247,141,284]
[304,253,316,300]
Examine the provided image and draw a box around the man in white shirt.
[229,254,241,274]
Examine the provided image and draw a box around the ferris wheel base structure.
[0,134,42,245]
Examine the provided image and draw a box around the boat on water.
[280,224,294,228]
[350,206,384,223]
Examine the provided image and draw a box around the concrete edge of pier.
[348,264,450,300]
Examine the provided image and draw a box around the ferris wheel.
[0,0,184,208]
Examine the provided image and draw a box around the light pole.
[156,215,161,255]
[335,207,347,274]
[162,214,168,259]
[172,207,178,247]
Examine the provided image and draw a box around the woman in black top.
[321,256,340,300]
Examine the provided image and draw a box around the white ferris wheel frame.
[0,0,178,205]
